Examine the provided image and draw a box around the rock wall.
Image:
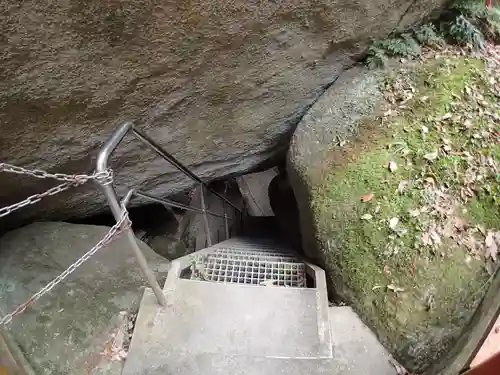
[0,222,170,374]
[0,0,447,229]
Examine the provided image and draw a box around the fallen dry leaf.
[389,359,413,375]
[260,279,277,287]
[485,231,499,262]
[409,209,421,217]
[383,264,390,275]
[424,176,435,185]
[430,228,442,246]
[397,180,409,194]
[387,284,405,293]
[360,192,374,202]
[439,112,452,121]
[453,217,466,232]
[424,151,439,161]
[361,213,373,220]
[388,160,398,172]
[389,217,399,230]
[422,232,432,246]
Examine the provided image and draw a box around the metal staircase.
[121,237,332,375]
[96,123,397,375]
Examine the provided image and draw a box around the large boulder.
[0,222,169,374]
[287,57,500,373]
[0,0,448,230]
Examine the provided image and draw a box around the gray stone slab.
[236,169,278,217]
[124,353,340,375]
[329,306,398,375]
[0,222,169,375]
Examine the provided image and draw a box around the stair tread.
[122,238,396,375]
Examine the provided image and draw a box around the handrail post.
[223,181,229,240]
[200,184,212,247]
[96,122,167,307]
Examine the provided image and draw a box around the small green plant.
[447,15,485,48]
[451,0,500,42]
[414,24,444,46]
[365,33,422,69]
[453,0,488,18]
[365,45,388,69]
[379,35,422,57]
[485,7,500,40]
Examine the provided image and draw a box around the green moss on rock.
[311,57,498,372]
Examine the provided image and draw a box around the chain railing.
[94,122,244,304]
[0,163,113,218]
[0,122,244,327]
[0,163,127,327]
[0,205,130,326]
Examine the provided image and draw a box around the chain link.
[0,161,122,326]
[0,163,112,185]
[0,205,131,327]
[0,163,113,218]
[0,181,78,218]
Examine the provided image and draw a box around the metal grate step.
[185,247,307,288]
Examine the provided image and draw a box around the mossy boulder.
[288,56,499,373]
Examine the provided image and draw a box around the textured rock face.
[0,222,169,375]
[0,0,447,228]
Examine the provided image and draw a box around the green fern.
[379,35,421,58]
[365,33,422,69]
[452,0,500,42]
[365,45,388,69]
[486,7,500,40]
[414,24,444,46]
[453,0,489,18]
[447,15,485,48]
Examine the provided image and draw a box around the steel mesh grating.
[188,247,307,288]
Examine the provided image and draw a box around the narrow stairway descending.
[122,237,333,375]
[120,170,398,375]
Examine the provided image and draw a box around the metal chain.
[0,163,114,218]
[0,205,131,327]
[0,181,79,218]
[0,163,113,185]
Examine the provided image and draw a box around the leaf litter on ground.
[380,41,499,277]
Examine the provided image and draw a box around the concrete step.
[122,351,394,375]
[123,351,335,375]
[121,238,397,375]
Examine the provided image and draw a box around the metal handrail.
[96,122,242,306]
[134,190,233,220]
[131,126,242,214]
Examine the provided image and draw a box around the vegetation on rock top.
[365,0,500,69]
[313,44,499,372]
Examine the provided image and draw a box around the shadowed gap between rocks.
[60,164,306,263]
